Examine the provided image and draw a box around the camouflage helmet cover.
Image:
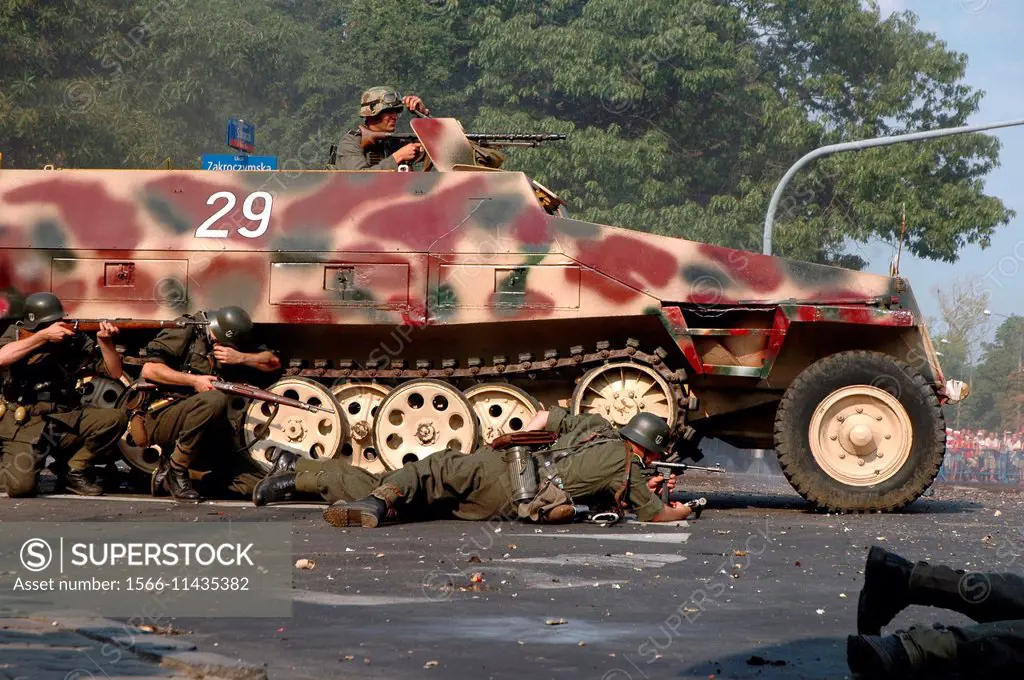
[359,86,403,117]
[619,412,672,455]
[21,292,65,330]
[207,305,253,348]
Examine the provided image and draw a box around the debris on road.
[295,558,316,569]
[545,618,568,626]
[424,660,439,668]
[747,655,787,666]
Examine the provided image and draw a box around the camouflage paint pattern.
[0,118,949,418]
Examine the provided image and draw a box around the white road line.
[503,552,686,568]
[508,532,690,544]
[291,590,428,606]
[23,494,325,509]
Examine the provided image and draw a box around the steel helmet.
[359,86,403,118]
[619,412,672,455]
[207,306,253,348]
[21,292,65,330]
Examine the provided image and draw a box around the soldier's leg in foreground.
[147,392,230,502]
[858,545,1024,636]
[323,448,509,528]
[253,456,381,506]
[848,620,1024,677]
[0,440,45,498]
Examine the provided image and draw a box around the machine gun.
[357,127,567,150]
[644,461,725,503]
[16,318,209,340]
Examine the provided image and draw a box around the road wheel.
[372,379,478,470]
[464,382,541,445]
[774,350,945,513]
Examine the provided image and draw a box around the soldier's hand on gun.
[392,143,423,164]
[37,322,74,343]
[402,95,429,116]
[96,321,119,340]
[213,344,245,365]
[645,473,677,493]
[191,374,218,393]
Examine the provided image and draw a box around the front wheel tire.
[774,351,945,513]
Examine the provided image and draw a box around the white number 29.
[195,191,274,239]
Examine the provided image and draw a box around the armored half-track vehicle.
[0,118,963,512]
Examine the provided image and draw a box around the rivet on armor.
[858,459,865,466]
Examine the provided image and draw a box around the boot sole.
[65,486,104,497]
[323,505,379,528]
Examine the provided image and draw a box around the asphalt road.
[2,473,1022,680]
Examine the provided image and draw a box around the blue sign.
[226,118,256,153]
[202,154,278,170]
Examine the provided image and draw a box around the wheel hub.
[284,418,306,442]
[808,385,912,486]
[351,421,371,440]
[415,421,438,445]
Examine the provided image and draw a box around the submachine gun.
[643,460,725,504]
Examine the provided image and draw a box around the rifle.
[645,461,725,503]
[135,379,334,414]
[16,318,208,340]
[358,126,567,150]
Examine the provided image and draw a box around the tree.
[967,315,1024,432]
[0,0,1013,270]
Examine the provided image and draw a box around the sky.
[860,0,1024,339]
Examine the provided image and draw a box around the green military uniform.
[0,325,128,497]
[293,407,665,522]
[141,317,267,497]
[891,566,1024,675]
[332,129,403,171]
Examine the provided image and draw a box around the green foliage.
[960,316,1024,431]
[0,0,1012,267]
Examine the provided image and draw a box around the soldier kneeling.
[254,406,706,527]
[138,306,280,503]
[0,293,128,497]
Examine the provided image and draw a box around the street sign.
[226,118,256,153]
[202,154,278,170]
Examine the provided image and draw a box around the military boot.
[165,464,201,503]
[63,468,104,497]
[151,456,170,497]
[846,632,915,679]
[253,473,297,507]
[322,483,403,527]
[265,448,298,476]
[857,545,914,635]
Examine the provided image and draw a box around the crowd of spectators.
[937,428,1024,485]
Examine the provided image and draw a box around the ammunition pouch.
[128,413,149,448]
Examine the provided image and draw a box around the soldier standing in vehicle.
[253,407,705,527]
[331,87,430,170]
[138,306,281,503]
[0,292,128,497]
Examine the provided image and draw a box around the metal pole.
[763,118,1024,256]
